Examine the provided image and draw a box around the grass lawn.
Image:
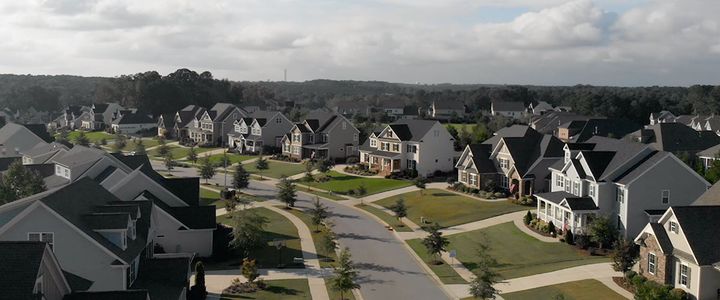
[200,188,221,206]
[213,207,304,269]
[66,131,113,144]
[325,279,357,300]
[298,186,347,201]
[285,208,339,268]
[207,153,257,166]
[244,160,308,179]
[150,145,215,160]
[499,279,626,300]
[374,189,525,228]
[122,138,160,151]
[221,279,311,300]
[406,239,467,284]
[448,222,609,279]
[355,204,413,232]
[303,171,412,196]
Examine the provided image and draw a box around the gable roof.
[488,126,564,177]
[492,101,525,112]
[0,241,48,299]
[648,222,674,254]
[209,103,244,122]
[0,123,52,158]
[175,105,206,128]
[387,120,438,142]
[693,180,720,205]
[530,111,593,135]
[629,123,720,153]
[433,100,465,110]
[467,144,497,173]
[563,118,640,142]
[582,136,653,181]
[114,112,154,125]
[671,206,720,265]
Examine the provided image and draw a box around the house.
[51,105,92,131]
[228,111,294,153]
[0,123,54,170]
[689,115,710,131]
[535,136,710,238]
[157,114,171,138]
[379,100,405,119]
[188,103,246,146]
[460,125,564,195]
[625,123,720,155]
[111,111,156,135]
[634,206,720,300]
[529,101,555,115]
[556,118,639,143]
[281,112,359,162]
[21,142,69,165]
[333,101,370,117]
[80,103,123,131]
[697,143,720,170]
[428,100,465,121]
[399,106,420,120]
[491,101,526,119]
[168,105,207,141]
[702,115,720,135]
[530,111,593,135]
[649,111,678,125]
[359,120,455,176]
[0,241,75,300]
[0,179,194,298]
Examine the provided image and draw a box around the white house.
[111,111,155,135]
[491,101,526,119]
[228,111,293,153]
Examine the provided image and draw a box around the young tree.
[199,156,216,184]
[256,156,269,170]
[356,183,367,198]
[523,211,533,225]
[422,222,449,264]
[0,161,47,204]
[331,248,360,300]
[241,258,260,284]
[277,176,297,208]
[112,133,127,153]
[303,161,314,182]
[389,198,408,221]
[157,138,170,157]
[589,215,615,249]
[230,210,269,257]
[75,131,90,146]
[236,194,254,210]
[315,159,332,173]
[133,139,146,155]
[310,197,330,232]
[192,261,207,299]
[321,225,338,261]
[414,177,427,196]
[233,164,250,190]
[163,152,175,172]
[468,234,502,299]
[187,146,199,164]
[611,238,639,276]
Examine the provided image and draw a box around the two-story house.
[459,125,564,195]
[529,101,554,115]
[634,206,720,300]
[428,100,465,121]
[491,101,526,119]
[188,103,246,146]
[556,118,639,143]
[359,120,455,177]
[281,112,359,162]
[1,122,55,170]
[228,111,293,153]
[625,123,720,155]
[535,136,709,238]
[80,103,123,131]
[49,106,91,131]
[111,111,156,135]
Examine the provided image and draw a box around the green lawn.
[221,279,311,300]
[325,279,357,300]
[66,131,113,144]
[200,188,221,206]
[303,171,412,196]
[244,160,308,179]
[150,145,215,159]
[374,189,525,228]
[448,222,609,279]
[355,204,413,232]
[299,186,347,201]
[406,239,467,284]
[285,208,339,268]
[214,207,304,269]
[122,138,160,151]
[499,279,626,300]
[207,153,257,166]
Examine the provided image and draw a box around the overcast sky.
[0,0,718,86]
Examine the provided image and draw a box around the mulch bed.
[612,276,636,294]
[523,222,557,238]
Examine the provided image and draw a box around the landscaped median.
[244,160,308,179]
[406,239,467,284]
[374,189,526,228]
[301,171,413,196]
[497,279,626,300]
[354,204,413,232]
[221,279,311,300]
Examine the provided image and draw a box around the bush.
[624,270,637,280]
[347,189,356,195]
[346,156,359,164]
[575,234,590,249]
[547,221,556,234]
[493,192,505,198]
[669,288,687,300]
[564,230,574,245]
[314,173,330,182]
[523,211,533,225]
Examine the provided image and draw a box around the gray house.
[281,112,360,161]
[188,103,246,146]
[228,111,293,153]
[0,122,54,170]
[0,241,75,300]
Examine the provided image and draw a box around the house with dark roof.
[160,105,207,141]
[556,118,639,143]
[529,111,593,135]
[188,103,246,146]
[625,123,720,155]
[528,101,555,115]
[0,241,74,300]
[702,115,720,135]
[111,111,156,135]
[49,105,92,131]
[428,100,465,121]
[463,125,564,196]
[228,111,293,153]
[80,103,123,131]
[332,100,371,117]
[21,142,69,165]
[491,101,526,119]
[359,120,455,176]
[0,122,55,170]
[536,136,710,238]
[281,111,360,162]
[634,206,720,300]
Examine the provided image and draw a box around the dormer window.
[669,221,678,234]
[370,138,377,147]
[386,130,393,138]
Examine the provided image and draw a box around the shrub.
[564,230,574,245]
[346,157,359,164]
[523,211,533,225]
[547,221,556,234]
[624,270,637,280]
[492,192,505,198]
[575,234,590,249]
[470,188,480,194]
[314,173,330,182]
[669,288,687,300]
[347,189,356,195]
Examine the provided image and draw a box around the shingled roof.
[484,126,564,177]
[627,123,720,153]
[492,101,525,112]
[671,206,720,265]
[0,241,50,299]
[387,120,438,142]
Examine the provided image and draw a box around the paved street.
[156,161,452,300]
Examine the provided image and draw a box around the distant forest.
[1,69,719,125]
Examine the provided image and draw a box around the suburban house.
[111,111,156,135]
[49,106,91,131]
[535,136,710,238]
[491,101,526,119]
[634,206,720,300]
[702,115,720,134]
[530,111,593,135]
[428,100,465,120]
[0,123,54,170]
[529,101,554,115]
[689,115,710,131]
[625,123,720,155]
[460,125,564,195]
[0,178,194,299]
[359,120,455,176]
[227,111,294,153]
[80,103,123,131]
[21,142,69,165]
[556,118,639,143]
[697,143,720,170]
[399,106,420,120]
[281,112,359,162]
[378,100,405,119]
[188,103,246,146]
[333,101,371,117]
[163,105,207,141]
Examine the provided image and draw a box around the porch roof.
[365,150,402,159]
[303,143,329,150]
[536,191,598,211]
[243,134,263,141]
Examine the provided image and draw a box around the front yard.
[355,204,413,232]
[207,153,257,166]
[499,279,626,300]
[406,239,467,284]
[374,189,525,228]
[149,145,216,159]
[244,160,308,179]
[66,131,113,144]
[447,222,609,279]
[221,279,311,300]
[302,171,412,196]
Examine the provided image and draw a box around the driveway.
[155,162,452,300]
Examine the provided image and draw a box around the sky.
[0,0,719,86]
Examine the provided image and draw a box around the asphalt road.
[157,162,452,300]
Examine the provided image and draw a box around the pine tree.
[199,156,216,184]
[277,176,297,208]
[331,248,360,300]
[256,156,269,170]
[233,164,250,190]
[310,197,329,232]
[422,222,449,264]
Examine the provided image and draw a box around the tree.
[0,160,47,204]
[163,152,175,172]
[310,197,330,232]
[611,238,639,276]
[589,215,615,249]
[241,258,260,283]
[331,248,360,300]
[303,161,314,182]
[315,159,333,173]
[233,164,250,190]
[191,261,207,300]
[389,198,408,221]
[236,194,254,210]
[133,139,146,155]
[112,133,127,153]
[224,196,237,216]
[321,225,338,261]
[414,177,427,196]
[523,211,533,225]
[187,146,199,164]
[256,156,269,170]
[230,209,269,257]
[156,138,170,157]
[277,176,297,208]
[75,131,90,146]
[468,234,502,299]
[199,156,216,184]
[422,222,449,264]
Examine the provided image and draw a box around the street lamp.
[271,239,286,268]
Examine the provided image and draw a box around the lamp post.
[271,239,286,268]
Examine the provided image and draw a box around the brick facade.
[639,234,671,284]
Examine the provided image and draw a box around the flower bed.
[447,182,507,199]
[344,164,378,176]
[269,154,300,163]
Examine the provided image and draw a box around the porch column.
[544,201,549,221]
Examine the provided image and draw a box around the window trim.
[679,263,690,287]
[648,253,657,275]
[28,232,55,250]
[661,189,670,205]
[669,221,678,234]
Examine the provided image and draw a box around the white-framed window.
[661,190,670,204]
[392,143,399,152]
[499,158,509,169]
[370,139,377,147]
[556,174,564,188]
[680,264,690,286]
[469,174,477,186]
[616,187,625,203]
[572,181,579,196]
[353,133,358,142]
[461,171,468,183]
[648,253,656,275]
[669,221,678,234]
[28,232,54,250]
[589,184,595,197]
[342,122,347,130]
[501,175,509,188]
[565,179,571,192]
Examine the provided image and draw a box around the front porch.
[364,151,402,176]
[535,191,598,234]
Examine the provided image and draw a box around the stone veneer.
[638,234,671,284]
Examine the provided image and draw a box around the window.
[589,184,595,197]
[499,158,509,169]
[565,179,571,192]
[370,139,377,147]
[648,253,656,275]
[353,133,358,142]
[276,117,282,124]
[434,130,439,137]
[386,131,393,138]
[661,190,670,204]
[461,171,468,183]
[572,181,579,196]
[392,143,399,152]
[28,232,54,250]
[556,174,564,188]
[616,187,625,203]
[469,174,477,186]
[342,122,347,130]
[669,221,678,234]
[501,175,509,188]
[680,264,690,286]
